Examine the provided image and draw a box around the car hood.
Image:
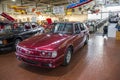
[19,33,70,50]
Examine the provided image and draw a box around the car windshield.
[51,23,73,34]
[0,24,12,33]
[0,23,24,33]
[14,23,24,31]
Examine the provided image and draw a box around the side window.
[64,23,73,34]
[74,24,80,34]
[24,23,31,31]
[80,23,85,31]
[32,23,37,29]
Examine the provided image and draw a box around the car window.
[51,23,73,34]
[31,23,37,29]
[53,23,65,33]
[63,23,73,34]
[0,24,13,33]
[15,23,24,31]
[80,23,85,31]
[74,24,80,34]
[83,23,88,29]
[24,23,31,31]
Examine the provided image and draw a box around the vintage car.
[0,22,44,51]
[16,22,89,68]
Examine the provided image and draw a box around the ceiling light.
[12,0,16,2]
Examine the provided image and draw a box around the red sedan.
[15,22,89,68]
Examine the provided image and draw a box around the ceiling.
[0,0,69,6]
[0,0,119,6]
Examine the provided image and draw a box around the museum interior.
[0,0,120,80]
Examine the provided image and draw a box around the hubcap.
[66,50,71,63]
[15,40,20,46]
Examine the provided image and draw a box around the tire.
[62,48,72,66]
[84,36,89,45]
[14,39,21,48]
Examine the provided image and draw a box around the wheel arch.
[14,36,23,41]
[68,45,74,54]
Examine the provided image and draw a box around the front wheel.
[84,36,89,45]
[14,39,21,47]
[62,48,72,66]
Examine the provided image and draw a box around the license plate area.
[23,58,38,64]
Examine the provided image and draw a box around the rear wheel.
[84,36,89,45]
[62,48,72,66]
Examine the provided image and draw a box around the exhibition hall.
[0,0,120,80]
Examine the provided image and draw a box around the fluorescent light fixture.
[12,0,16,2]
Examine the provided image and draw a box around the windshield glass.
[14,23,24,31]
[0,23,24,33]
[51,23,73,34]
[0,24,12,33]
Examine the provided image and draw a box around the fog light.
[48,64,52,67]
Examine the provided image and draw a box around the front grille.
[16,46,40,57]
[22,58,38,64]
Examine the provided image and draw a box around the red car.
[16,22,89,68]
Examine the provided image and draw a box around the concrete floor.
[0,23,120,80]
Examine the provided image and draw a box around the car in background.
[16,22,89,68]
[0,22,44,51]
[109,15,119,23]
[85,20,97,33]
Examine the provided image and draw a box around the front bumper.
[0,44,13,51]
[16,52,64,68]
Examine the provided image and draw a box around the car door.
[73,23,82,51]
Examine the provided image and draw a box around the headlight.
[0,40,3,44]
[40,51,57,58]
[3,40,8,45]
[0,40,8,45]
[52,51,57,58]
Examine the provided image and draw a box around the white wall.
[65,14,87,22]
[88,6,120,20]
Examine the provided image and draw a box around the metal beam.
[51,1,68,5]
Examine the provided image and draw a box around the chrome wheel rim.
[15,40,21,46]
[66,50,71,64]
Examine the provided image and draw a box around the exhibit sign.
[53,6,65,14]
[105,0,120,6]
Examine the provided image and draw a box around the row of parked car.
[0,22,44,51]
[0,21,89,68]
[85,19,107,33]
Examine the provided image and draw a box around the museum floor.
[0,33,120,80]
